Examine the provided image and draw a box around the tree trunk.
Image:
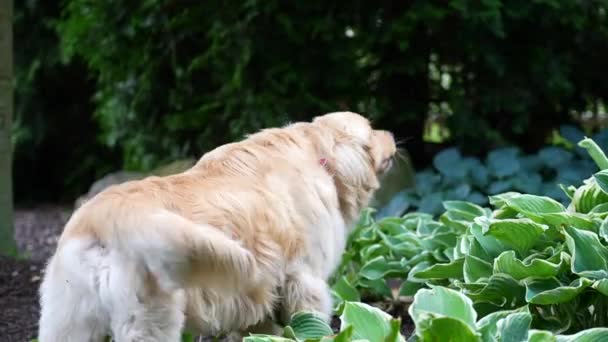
[0,0,17,256]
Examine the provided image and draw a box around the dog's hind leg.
[106,258,186,342]
[38,252,108,342]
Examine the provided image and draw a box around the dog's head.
[313,112,397,220]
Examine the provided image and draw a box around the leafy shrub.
[378,125,608,218]
[54,1,608,170]
[333,136,608,340]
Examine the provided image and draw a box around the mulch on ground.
[0,205,415,342]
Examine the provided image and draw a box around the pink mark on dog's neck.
[319,158,328,167]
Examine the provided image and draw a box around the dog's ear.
[313,112,372,143]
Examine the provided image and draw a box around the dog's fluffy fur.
[38,112,396,341]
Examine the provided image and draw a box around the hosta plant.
[377,125,608,218]
[244,301,404,342]
[333,136,608,340]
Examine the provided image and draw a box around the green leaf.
[470,220,508,258]
[497,311,532,342]
[525,278,592,305]
[489,192,522,208]
[413,258,465,280]
[483,218,547,257]
[359,256,407,280]
[358,278,393,299]
[556,328,608,341]
[594,170,608,195]
[564,226,608,279]
[464,254,493,283]
[181,333,195,342]
[417,317,481,342]
[399,279,426,297]
[320,325,353,342]
[579,137,608,170]
[288,311,333,340]
[458,274,526,308]
[592,279,608,296]
[494,251,565,280]
[504,194,566,220]
[528,330,557,342]
[571,179,608,214]
[340,301,405,342]
[443,200,486,220]
[409,286,477,329]
[477,309,514,341]
[332,276,361,303]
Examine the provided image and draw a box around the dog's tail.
[92,205,260,293]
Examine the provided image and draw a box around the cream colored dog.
[38,112,396,341]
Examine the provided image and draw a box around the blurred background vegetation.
[13,0,608,204]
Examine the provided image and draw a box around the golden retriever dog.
[38,112,396,341]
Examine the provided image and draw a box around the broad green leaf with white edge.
[476,307,527,342]
[570,179,608,214]
[578,137,608,170]
[525,278,592,305]
[541,212,599,233]
[589,202,608,217]
[458,274,526,308]
[503,194,565,221]
[471,220,508,258]
[359,256,407,280]
[399,261,432,296]
[340,301,405,342]
[600,216,608,242]
[440,210,471,233]
[319,325,354,342]
[409,286,477,329]
[482,219,547,257]
[489,192,522,208]
[443,200,486,221]
[594,170,608,196]
[332,276,361,303]
[497,311,532,342]
[358,278,393,298]
[528,330,557,342]
[564,226,608,279]
[559,184,577,201]
[413,258,464,280]
[493,251,566,280]
[592,279,608,296]
[288,312,333,341]
[556,327,608,342]
[417,316,481,342]
[464,254,493,283]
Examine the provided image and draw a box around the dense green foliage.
[15,1,608,178]
[13,1,608,200]
[331,136,608,340]
[13,1,121,203]
[244,303,404,342]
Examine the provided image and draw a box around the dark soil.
[0,255,44,342]
[1,206,415,342]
